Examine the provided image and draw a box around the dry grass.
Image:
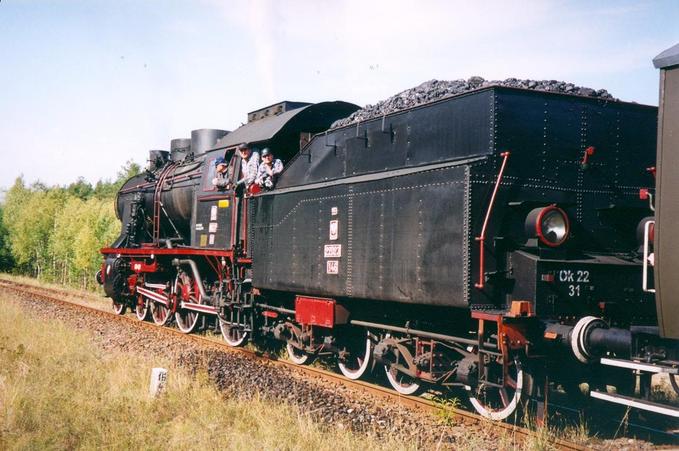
[0,295,415,451]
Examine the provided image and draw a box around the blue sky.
[0,0,678,189]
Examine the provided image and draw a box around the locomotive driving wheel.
[466,354,533,421]
[135,294,148,321]
[220,320,248,347]
[150,286,173,326]
[219,280,250,347]
[112,298,127,315]
[174,271,201,334]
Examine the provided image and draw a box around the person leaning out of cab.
[235,143,260,190]
[255,148,283,190]
[212,156,229,190]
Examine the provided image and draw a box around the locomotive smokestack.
[170,138,191,162]
[190,129,228,156]
[652,43,679,339]
[148,150,169,171]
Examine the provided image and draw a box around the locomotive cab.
[191,149,238,249]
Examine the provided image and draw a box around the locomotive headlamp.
[525,206,570,247]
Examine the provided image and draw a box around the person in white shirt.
[235,143,260,189]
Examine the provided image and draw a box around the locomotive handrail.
[152,163,177,244]
[643,220,655,293]
[475,151,511,290]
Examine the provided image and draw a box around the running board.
[591,390,679,417]
[599,357,679,374]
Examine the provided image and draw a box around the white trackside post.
[149,367,168,397]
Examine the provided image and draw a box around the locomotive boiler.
[99,44,679,422]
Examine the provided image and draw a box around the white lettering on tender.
[324,244,342,258]
[327,260,339,274]
[329,220,339,240]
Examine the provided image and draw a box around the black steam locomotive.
[99,44,679,421]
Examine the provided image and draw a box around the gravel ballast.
[1,283,660,451]
[5,289,503,449]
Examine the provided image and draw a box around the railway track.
[0,278,593,450]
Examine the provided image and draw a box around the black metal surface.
[210,101,360,163]
[277,90,494,188]
[191,129,228,157]
[247,101,311,123]
[188,151,237,249]
[467,88,657,306]
[251,87,657,311]
[149,150,170,171]
[110,101,357,252]
[250,163,470,307]
[170,138,191,162]
[509,250,656,323]
[484,88,657,253]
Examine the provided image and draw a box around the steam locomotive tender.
[99,47,679,421]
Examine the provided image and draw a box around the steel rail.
[0,279,585,451]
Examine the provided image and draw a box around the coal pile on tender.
[332,77,616,128]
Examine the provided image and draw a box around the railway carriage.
[99,44,679,421]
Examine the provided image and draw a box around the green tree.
[3,177,31,273]
[115,160,142,190]
[66,177,94,200]
[72,198,120,289]
[49,197,86,284]
[93,160,142,199]
[0,205,15,271]
[1,161,140,288]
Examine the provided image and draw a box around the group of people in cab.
[212,142,283,193]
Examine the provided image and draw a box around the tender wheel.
[112,299,127,315]
[135,295,148,321]
[286,343,311,365]
[338,335,373,380]
[174,273,200,334]
[220,319,248,347]
[467,357,532,421]
[384,364,421,395]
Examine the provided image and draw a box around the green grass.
[432,395,463,426]
[0,294,414,450]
